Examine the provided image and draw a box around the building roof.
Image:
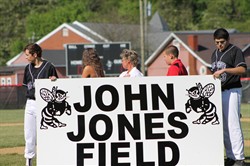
[146,31,171,59]
[148,11,169,32]
[37,23,98,44]
[71,22,108,42]
[42,50,66,67]
[0,66,23,75]
[145,32,211,67]
[145,31,250,68]
[6,23,99,66]
[6,12,250,72]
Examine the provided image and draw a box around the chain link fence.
[0,85,26,109]
[0,80,249,109]
[242,79,250,104]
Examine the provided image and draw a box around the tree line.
[0,0,249,66]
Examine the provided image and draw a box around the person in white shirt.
[119,49,143,77]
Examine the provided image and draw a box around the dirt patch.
[0,123,23,127]
[241,118,250,122]
[0,141,249,155]
[0,120,249,155]
[246,140,250,147]
[0,146,24,155]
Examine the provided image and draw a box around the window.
[1,78,6,85]
[62,28,69,37]
[7,77,11,85]
[199,66,207,75]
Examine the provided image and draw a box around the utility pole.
[139,0,145,75]
[144,0,148,66]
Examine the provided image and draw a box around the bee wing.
[201,83,215,98]
[40,88,54,102]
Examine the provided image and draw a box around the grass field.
[0,104,249,165]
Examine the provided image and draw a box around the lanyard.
[28,61,48,83]
[215,45,234,69]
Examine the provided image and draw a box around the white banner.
[35,76,224,166]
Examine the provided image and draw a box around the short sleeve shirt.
[119,67,143,77]
[23,60,58,99]
[211,44,247,90]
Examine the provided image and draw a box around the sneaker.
[233,160,245,166]
[224,158,235,166]
[26,158,32,166]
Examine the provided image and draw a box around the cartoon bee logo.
[185,83,219,125]
[40,86,71,129]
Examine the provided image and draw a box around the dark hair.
[165,45,179,58]
[213,28,229,40]
[82,48,105,77]
[120,49,139,66]
[23,43,42,57]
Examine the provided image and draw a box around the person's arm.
[48,63,58,81]
[213,66,246,79]
[23,65,28,86]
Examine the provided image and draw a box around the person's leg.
[222,90,233,160]
[223,88,244,161]
[25,158,32,166]
[229,88,244,160]
[24,99,37,165]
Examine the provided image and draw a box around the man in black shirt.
[211,28,247,166]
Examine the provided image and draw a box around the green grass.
[0,109,25,148]
[242,121,250,140]
[241,104,250,141]
[0,154,26,166]
[0,105,249,165]
[0,125,24,148]
[0,109,24,123]
[241,103,250,165]
[0,154,37,166]
[0,109,35,165]
[242,103,250,118]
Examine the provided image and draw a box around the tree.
[0,0,249,66]
[155,0,202,30]
[199,0,250,32]
[0,0,61,65]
